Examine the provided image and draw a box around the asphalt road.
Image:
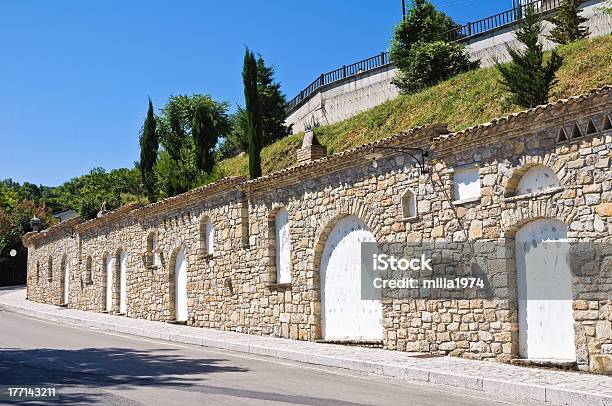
[0,309,543,406]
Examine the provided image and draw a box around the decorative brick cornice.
[431,86,612,155]
[133,176,246,219]
[22,216,82,247]
[243,124,449,194]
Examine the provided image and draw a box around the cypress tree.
[220,55,290,159]
[138,98,158,203]
[243,48,262,179]
[547,0,589,45]
[256,55,291,145]
[496,6,563,108]
[192,103,216,174]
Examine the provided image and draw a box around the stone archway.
[320,215,383,341]
[515,218,576,360]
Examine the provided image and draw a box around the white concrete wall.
[286,64,400,134]
[465,0,612,66]
[285,0,611,134]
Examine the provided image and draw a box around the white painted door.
[151,235,159,267]
[105,256,113,312]
[63,261,69,305]
[275,208,291,284]
[206,220,214,254]
[175,249,188,321]
[119,251,128,314]
[515,219,576,360]
[321,215,383,341]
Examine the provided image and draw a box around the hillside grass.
[219,35,612,178]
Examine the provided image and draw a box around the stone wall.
[285,1,611,133]
[25,87,612,373]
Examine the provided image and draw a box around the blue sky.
[0,1,505,186]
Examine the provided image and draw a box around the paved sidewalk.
[0,288,610,406]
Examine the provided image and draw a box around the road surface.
[0,309,542,405]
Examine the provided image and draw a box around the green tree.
[256,56,291,145]
[155,94,231,197]
[139,98,158,203]
[497,6,563,108]
[390,0,476,93]
[220,106,250,158]
[547,0,589,45]
[192,103,217,173]
[154,148,198,199]
[162,100,186,162]
[243,48,262,179]
[0,191,55,284]
[390,0,456,59]
[221,55,290,159]
[393,41,478,93]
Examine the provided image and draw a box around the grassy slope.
[219,35,612,178]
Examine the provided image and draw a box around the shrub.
[392,41,479,93]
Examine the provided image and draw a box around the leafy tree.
[497,6,564,108]
[162,100,186,162]
[0,191,55,285]
[391,0,456,59]
[155,94,231,197]
[221,55,290,159]
[219,106,250,158]
[243,48,262,179]
[35,167,143,220]
[139,98,158,203]
[390,0,476,93]
[547,0,589,45]
[154,148,198,199]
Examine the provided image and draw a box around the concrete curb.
[1,301,610,406]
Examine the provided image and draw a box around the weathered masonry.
[25,87,612,373]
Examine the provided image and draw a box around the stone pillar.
[297,129,327,164]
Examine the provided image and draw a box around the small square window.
[453,166,481,202]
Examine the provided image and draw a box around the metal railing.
[442,0,562,42]
[286,51,390,113]
[286,0,565,113]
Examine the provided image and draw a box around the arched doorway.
[105,255,114,312]
[119,251,128,314]
[515,219,575,360]
[174,249,188,322]
[63,259,69,305]
[320,215,383,341]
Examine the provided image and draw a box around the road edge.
[1,300,609,406]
